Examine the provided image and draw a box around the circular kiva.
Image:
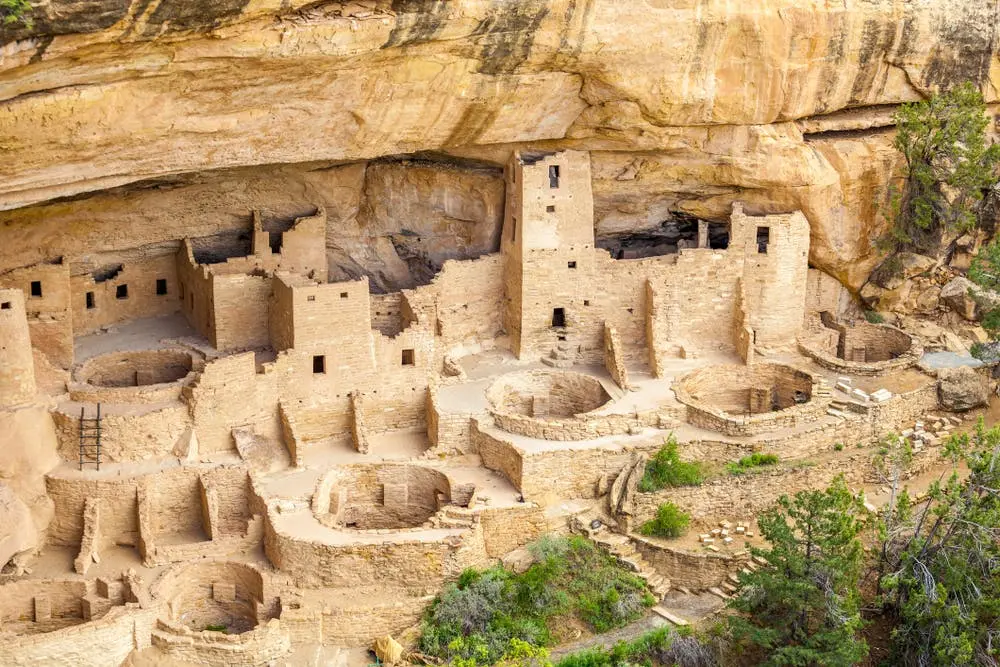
[313,463,452,531]
[485,369,612,419]
[75,349,195,388]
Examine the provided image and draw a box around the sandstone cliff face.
[0,0,998,288]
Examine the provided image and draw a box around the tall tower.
[0,288,36,406]
[501,150,596,359]
[731,204,810,349]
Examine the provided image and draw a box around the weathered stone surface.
[1,0,998,213]
[941,276,1000,321]
[870,253,936,290]
[0,482,35,570]
[938,367,990,411]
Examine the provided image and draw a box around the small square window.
[156,278,168,295]
[312,355,326,374]
[307,295,316,302]
[29,281,42,298]
[546,205,555,213]
[85,292,95,309]
[340,292,349,299]
[0,302,10,310]
[116,284,128,299]
[567,261,577,269]
[584,300,590,306]
[402,349,415,366]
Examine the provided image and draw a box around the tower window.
[29,281,42,298]
[402,349,415,366]
[340,292,349,299]
[546,205,555,213]
[85,292,95,309]
[116,284,129,299]
[552,307,566,328]
[156,278,168,295]
[756,226,770,254]
[567,261,577,269]
[1,302,10,310]
[548,165,560,189]
[312,355,326,374]
[307,295,316,302]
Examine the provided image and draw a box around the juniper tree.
[0,0,31,27]
[727,475,868,666]
[889,82,1000,251]
[879,420,1000,666]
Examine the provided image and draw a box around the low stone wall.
[474,421,664,503]
[427,383,480,453]
[490,409,670,442]
[151,618,291,667]
[674,363,826,437]
[630,534,748,589]
[799,322,921,376]
[0,603,156,667]
[279,592,434,647]
[53,402,190,463]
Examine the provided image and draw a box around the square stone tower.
[501,150,596,359]
[0,288,37,406]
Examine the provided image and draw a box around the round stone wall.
[799,321,921,376]
[76,349,194,388]
[313,463,451,531]
[674,363,823,436]
[486,370,612,418]
[153,561,267,635]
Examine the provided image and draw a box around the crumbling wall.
[0,263,73,368]
[0,289,37,405]
[70,254,180,335]
[603,323,629,389]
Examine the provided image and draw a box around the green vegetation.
[725,452,779,475]
[203,624,228,633]
[863,309,886,324]
[833,442,845,452]
[877,420,1000,665]
[887,82,1000,251]
[1,0,31,27]
[968,241,1000,340]
[554,626,715,667]
[639,502,691,538]
[638,436,703,492]
[727,475,868,666]
[418,536,654,665]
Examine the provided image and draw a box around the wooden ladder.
[78,403,102,471]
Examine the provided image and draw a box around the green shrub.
[1,0,32,27]
[638,437,703,492]
[863,309,885,324]
[418,536,652,664]
[203,624,228,633]
[834,442,845,452]
[554,627,711,667]
[639,502,691,538]
[726,452,779,475]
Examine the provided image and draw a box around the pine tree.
[727,475,868,666]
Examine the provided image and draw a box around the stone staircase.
[428,506,477,530]
[588,528,672,600]
[541,342,576,368]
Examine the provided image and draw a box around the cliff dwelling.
[2,2,999,666]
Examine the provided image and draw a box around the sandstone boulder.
[0,482,36,571]
[869,253,936,290]
[940,277,1000,321]
[938,367,990,411]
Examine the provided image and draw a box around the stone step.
[707,587,731,600]
[652,606,689,627]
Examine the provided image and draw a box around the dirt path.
[548,614,668,660]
